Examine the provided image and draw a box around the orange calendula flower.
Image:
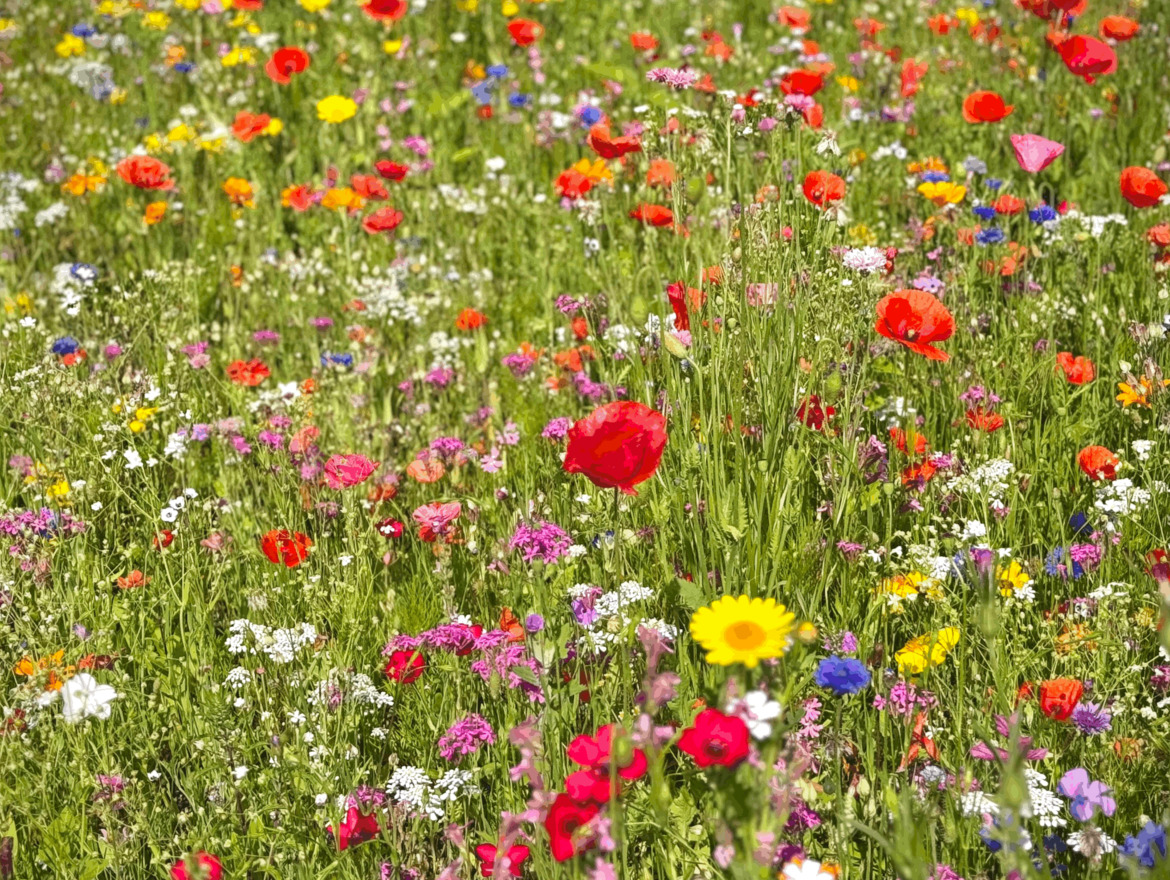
[223,177,255,208]
[62,173,106,196]
[143,201,167,225]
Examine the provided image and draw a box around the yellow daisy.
[689,595,797,668]
[895,627,960,677]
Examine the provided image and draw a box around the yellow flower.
[221,47,256,67]
[317,95,357,124]
[500,0,519,13]
[458,0,480,10]
[895,627,960,676]
[142,11,171,29]
[175,0,202,9]
[264,118,284,137]
[955,7,980,25]
[876,571,943,610]
[320,187,363,211]
[917,181,966,206]
[996,560,1031,597]
[223,177,255,208]
[62,173,106,196]
[47,479,71,499]
[847,223,876,246]
[299,0,332,10]
[1117,379,1152,407]
[3,292,33,316]
[383,39,403,54]
[55,34,86,58]
[572,158,612,184]
[167,123,196,143]
[836,75,860,92]
[689,595,798,668]
[144,201,167,226]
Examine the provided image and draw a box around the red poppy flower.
[475,844,531,878]
[902,459,938,488]
[374,160,409,181]
[1078,445,1118,481]
[1058,35,1117,84]
[587,123,641,159]
[351,174,388,201]
[1119,166,1168,209]
[889,426,927,455]
[992,194,1025,215]
[153,530,175,550]
[1038,678,1083,722]
[231,111,271,143]
[900,58,928,97]
[260,529,312,567]
[564,725,648,804]
[796,395,835,431]
[962,90,1014,123]
[507,18,544,46]
[234,0,263,8]
[776,6,811,29]
[455,308,488,331]
[563,401,668,495]
[779,68,824,96]
[265,46,310,84]
[116,155,175,191]
[329,806,379,850]
[226,358,270,386]
[629,32,658,51]
[677,708,750,768]
[802,170,845,208]
[965,407,1004,433]
[384,649,425,684]
[629,203,674,226]
[362,207,404,235]
[666,281,705,331]
[1055,352,1095,384]
[555,169,593,200]
[171,853,222,880]
[874,290,955,362]
[1100,15,1139,41]
[362,0,407,21]
[544,793,600,862]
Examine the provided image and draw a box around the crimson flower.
[260,529,312,567]
[874,290,954,362]
[677,708,750,768]
[544,793,600,862]
[564,725,647,803]
[384,649,425,684]
[563,401,668,495]
[265,46,310,84]
[474,843,530,877]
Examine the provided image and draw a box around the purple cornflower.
[969,714,1048,763]
[1070,701,1112,736]
[509,519,572,564]
[438,714,495,761]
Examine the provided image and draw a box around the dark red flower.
[1038,678,1083,722]
[328,806,379,850]
[779,68,824,96]
[376,518,404,539]
[265,46,310,84]
[666,281,705,331]
[544,793,600,862]
[796,395,835,431]
[474,844,531,877]
[677,708,750,768]
[362,207,404,235]
[563,401,668,495]
[384,649,425,684]
[171,852,222,880]
[1058,35,1117,84]
[628,203,674,226]
[363,0,407,21]
[374,160,410,181]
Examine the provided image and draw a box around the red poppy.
[231,111,271,143]
[629,32,658,51]
[171,853,222,880]
[153,530,175,550]
[874,290,955,362]
[329,806,379,850]
[116,155,175,191]
[802,170,845,208]
[779,68,824,96]
[1038,678,1083,722]
[564,725,648,804]
[260,529,312,567]
[563,401,668,495]
[555,169,593,200]
[1100,15,1139,41]
[677,708,750,768]
[507,18,544,46]
[587,123,641,159]
[1078,445,1118,481]
[374,159,410,181]
[362,0,407,21]
[629,203,674,226]
[900,58,928,97]
[965,407,1004,433]
[796,394,835,431]
[265,46,310,84]
[226,358,270,386]
[362,207,404,235]
[1119,166,1168,209]
[666,281,705,331]
[1055,352,1094,384]
[384,649,425,684]
[234,0,263,8]
[776,6,811,30]
[902,459,938,488]
[351,174,388,201]
[962,90,1014,123]
[992,194,1025,215]
[544,793,600,862]
[376,518,404,539]
[475,844,531,878]
[455,307,488,331]
[1058,35,1117,84]
[889,426,927,455]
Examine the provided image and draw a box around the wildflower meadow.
[3,0,1170,878]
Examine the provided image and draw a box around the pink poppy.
[1010,134,1065,173]
[323,453,379,489]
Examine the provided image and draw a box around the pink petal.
[1011,133,1065,174]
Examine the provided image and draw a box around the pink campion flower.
[646,67,699,89]
[1010,134,1065,174]
[171,852,222,880]
[323,453,379,489]
[412,501,462,542]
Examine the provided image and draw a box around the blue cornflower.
[1068,512,1091,536]
[814,656,871,695]
[470,80,494,105]
[72,23,96,37]
[1121,821,1167,868]
[973,205,997,221]
[51,336,80,356]
[985,177,1003,190]
[921,171,951,183]
[579,106,603,126]
[321,352,354,368]
[173,62,195,74]
[975,227,1005,245]
[508,92,532,109]
[1029,204,1058,223]
[485,64,509,78]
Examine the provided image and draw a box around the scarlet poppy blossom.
[564,724,648,803]
[796,395,835,431]
[1058,35,1117,84]
[555,168,593,200]
[362,0,407,20]
[645,158,676,189]
[455,307,488,331]
[234,0,263,8]
[374,159,409,182]
[900,58,928,97]
[563,401,668,495]
[629,32,658,51]
[779,68,824,96]
[362,207,404,235]
[507,18,544,46]
[544,793,600,862]
[1055,352,1095,384]
[226,358,270,386]
[1100,15,1139,41]
[1119,166,1168,209]
[965,407,1004,433]
[116,155,175,191]
[776,6,811,30]
[890,426,928,456]
[260,529,312,567]
[587,123,641,159]
[962,90,1014,123]
[802,170,845,208]
[265,46,310,84]
[384,649,425,684]
[171,853,222,880]
[351,174,388,201]
[1078,445,1118,481]
[874,290,955,362]
[666,281,705,331]
[992,194,1025,215]
[628,203,674,226]
[677,708,750,768]
[1148,224,1170,249]
[329,806,379,850]
[1038,678,1084,722]
[231,111,271,143]
[475,844,531,878]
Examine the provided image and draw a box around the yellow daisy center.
[723,620,766,650]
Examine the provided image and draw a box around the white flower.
[727,689,782,740]
[60,673,118,723]
[233,765,249,780]
[782,858,836,880]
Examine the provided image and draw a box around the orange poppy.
[226,359,270,387]
[455,308,488,331]
[1099,15,1139,41]
[1055,352,1094,384]
[802,170,845,208]
[628,204,674,226]
[587,123,641,160]
[507,18,544,46]
[962,91,1013,123]
[1038,678,1083,722]
[1120,166,1168,209]
[1077,445,1118,481]
[629,32,658,51]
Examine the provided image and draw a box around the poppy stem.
[612,486,623,574]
